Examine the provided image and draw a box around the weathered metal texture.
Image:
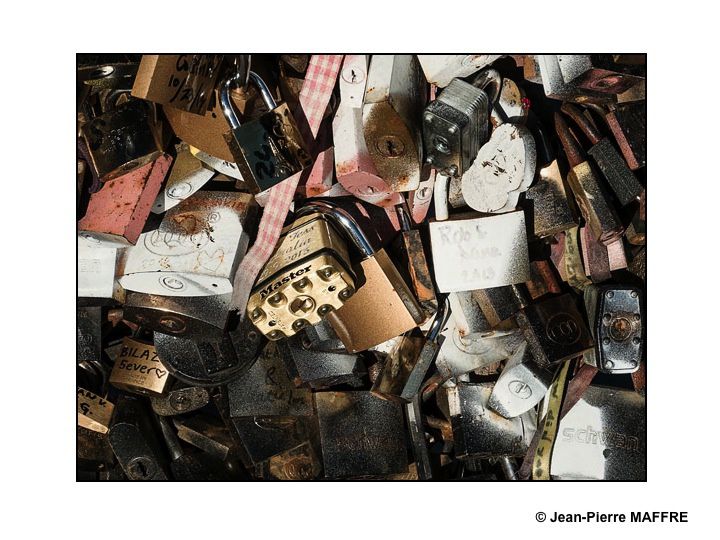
[118,191,257,296]
[109,337,172,397]
[227,342,313,417]
[78,153,172,246]
[556,54,645,95]
[524,159,577,238]
[77,306,103,364]
[391,228,438,317]
[327,249,425,353]
[525,260,562,300]
[515,293,594,368]
[260,442,322,480]
[537,55,615,103]
[334,55,402,207]
[606,102,646,170]
[131,54,224,114]
[173,415,236,462]
[151,386,210,417]
[417,54,501,88]
[490,78,528,127]
[151,143,215,214]
[472,285,529,328]
[487,342,552,419]
[423,77,489,178]
[583,285,643,375]
[189,146,245,180]
[430,210,531,293]
[408,166,435,224]
[77,425,115,465]
[460,124,536,213]
[363,55,426,192]
[80,99,164,182]
[626,191,646,246]
[230,416,316,467]
[123,291,232,339]
[108,396,168,480]
[371,335,439,403]
[315,391,408,478]
[580,225,612,283]
[278,337,365,390]
[405,396,433,479]
[448,382,537,458]
[551,385,646,480]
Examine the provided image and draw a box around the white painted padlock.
[118,192,257,296]
[188,145,245,181]
[490,78,528,127]
[460,123,536,213]
[151,143,215,214]
[417,55,502,88]
[429,174,530,293]
[78,235,118,299]
[333,55,401,207]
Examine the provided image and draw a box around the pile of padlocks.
[77,54,646,480]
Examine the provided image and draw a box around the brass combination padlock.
[247,202,359,341]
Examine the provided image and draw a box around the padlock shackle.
[219,71,277,131]
[427,295,448,342]
[554,112,584,168]
[296,200,376,259]
[469,68,502,104]
[560,102,601,145]
[433,173,451,221]
[396,202,412,232]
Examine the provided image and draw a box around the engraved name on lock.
[77,388,114,434]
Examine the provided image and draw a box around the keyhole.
[376,135,405,158]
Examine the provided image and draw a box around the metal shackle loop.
[427,295,449,342]
[220,71,278,131]
[470,68,502,104]
[296,200,376,259]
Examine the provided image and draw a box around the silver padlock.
[536,55,613,103]
[363,55,426,193]
[429,174,531,293]
[78,235,119,301]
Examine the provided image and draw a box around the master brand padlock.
[555,112,624,245]
[583,285,643,374]
[221,70,312,193]
[247,201,359,341]
[561,102,642,206]
[109,336,172,396]
[333,55,402,207]
[422,76,490,178]
[80,97,164,182]
[371,297,447,403]
[118,191,257,296]
[363,55,426,192]
[429,174,531,293]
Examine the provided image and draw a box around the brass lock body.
[109,337,171,397]
[77,388,114,434]
[248,212,356,341]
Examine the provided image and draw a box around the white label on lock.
[152,148,215,214]
[78,238,117,298]
[460,124,536,213]
[189,146,245,181]
[429,210,530,293]
[417,55,502,88]
[118,194,250,297]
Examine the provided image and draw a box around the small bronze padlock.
[109,336,172,396]
[77,387,114,434]
[221,70,312,193]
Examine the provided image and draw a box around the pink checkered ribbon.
[229,55,344,311]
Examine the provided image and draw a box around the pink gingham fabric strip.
[229,55,343,311]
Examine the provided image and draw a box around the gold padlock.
[247,204,358,341]
[109,337,172,396]
[77,387,114,434]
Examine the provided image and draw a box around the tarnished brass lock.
[554,112,623,246]
[221,70,312,193]
[247,202,359,341]
[429,174,531,293]
[118,192,257,297]
[80,97,164,182]
[109,336,172,396]
[363,55,426,192]
[132,54,225,114]
[77,387,114,434]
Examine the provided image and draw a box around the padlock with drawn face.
[333,55,402,207]
[221,71,312,193]
[429,174,531,293]
[362,55,426,193]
